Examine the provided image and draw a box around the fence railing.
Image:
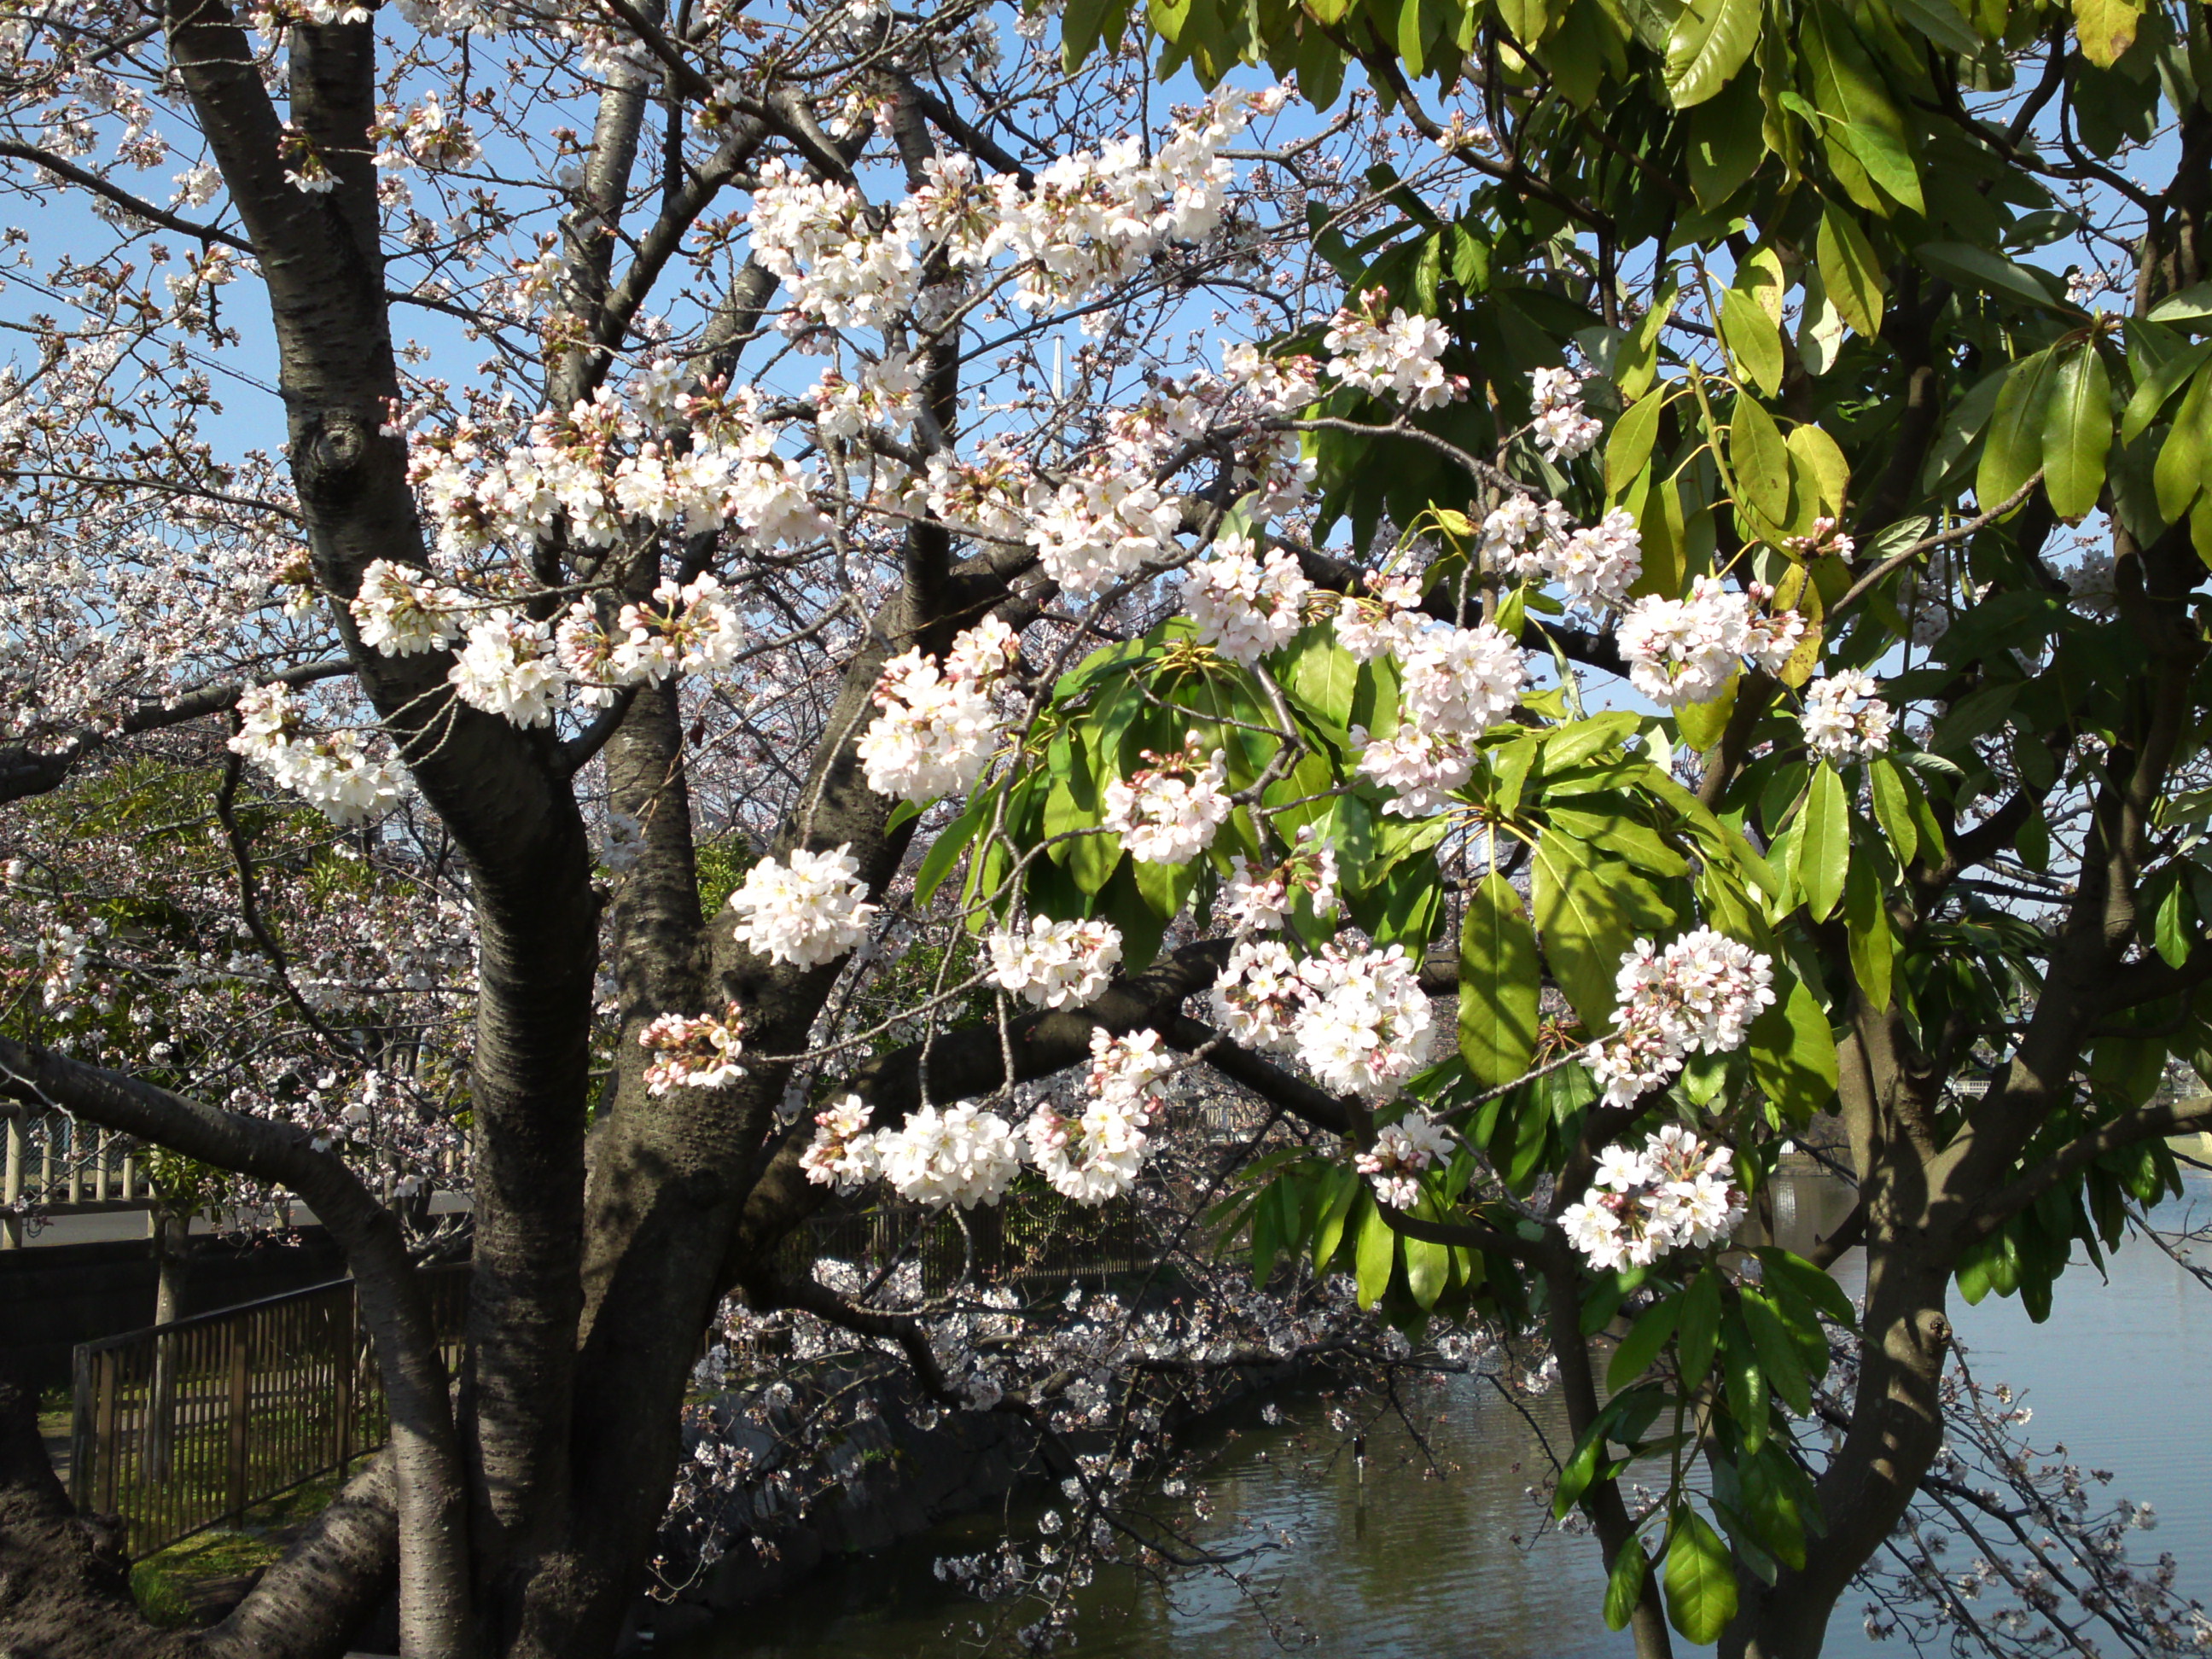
[71,1265,469,1559]
[3,1105,149,1245]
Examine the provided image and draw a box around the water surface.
[671,1167,2212,1657]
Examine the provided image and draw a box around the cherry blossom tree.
[5,0,2212,1654]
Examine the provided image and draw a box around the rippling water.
[668,1167,2212,1658]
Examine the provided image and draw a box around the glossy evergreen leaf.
[1607,1294,1681,1390]
[1459,870,1542,1087]
[1801,763,1850,921]
[1979,348,2058,515]
[1678,1268,1724,1391]
[1729,396,1793,526]
[1664,0,1761,108]
[1355,1189,1396,1308]
[2041,343,2114,521]
[1662,1507,1739,1644]
[1603,1535,1651,1630]
[1817,207,1886,337]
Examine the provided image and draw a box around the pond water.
[667,1165,2212,1659]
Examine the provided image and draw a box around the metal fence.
[71,1265,469,1559]
[3,1106,148,1245]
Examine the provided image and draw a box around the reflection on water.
[670,1167,2212,1659]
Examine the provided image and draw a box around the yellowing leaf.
[2073,0,2140,67]
[1817,207,1886,339]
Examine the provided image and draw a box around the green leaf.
[1918,242,2077,315]
[1662,1507,1739,1644]
[1534,832,1676,1031]
[1355,1191,1395,1308]
[1405,1228,1450,1307]
[2121,337,2212,441]
[1497,0,1558,45]
[1132,849,1199,919]
[1607,391,1668,496]
[1281,630,1361,730]
[1604,1536,1652,1631]
[1553,1408,1613,1517]
[1723,1313,1770,1451]
[1818,208,1885,338]
[1543,710,1643,773]
[915,788,992,905]
[1729,396,1792,527]
[2155,368,2212,524]
[1678,1268,1724,1391]
[1459,870,1542,1087]
[1059,0,1123,67]
[1311,1168,1361,1270]
[2149,281,2212,327]
[1741,1289,1813,1414]
[1608,1295,1682,1390]
[1868,756,1918,864]
[1801,763,1850,922]
[2041,343,2114,521]
[1663,0,1760,108]
[1675,670,1740,754]
[1978,348,2058,517]
[1749,971,1841,1123]
[1757,1249,1859,1328]
[1843,849,1894,1010]
[1889,0,1983,55]
[2156,872,2194,969]
[2073,0,2141,68]
[1720,287,1784,396]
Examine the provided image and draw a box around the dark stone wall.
[0,1231,349,1393]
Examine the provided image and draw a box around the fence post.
[95,1130,110,1202]
[94,1350,119,1515]
[67,1117,81,1205]
[225,1326,251,1524]
[333,1293,355,1473]
[70,1344,93,1511]
[3,1114,21,1249]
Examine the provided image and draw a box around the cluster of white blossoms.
[797,1094,881,1193]
[1026,1027,1175,1202]
[1102,737,1233,864]
[1800,669,1895,763]
[1560,1125,1748,1272]
[637,1003,746,1096]
[557,573,747,707]
[1022,350,1318,593]
[1222,827,1339,932]
[1184,532,1317,665]
[987,916,1124,1009]
[1209,940,1435,1099]
[858,615,1020,802]
[1481,497,1644,610]
[1028,469,1185,595]
[743,87,1281,333]
[1322,290,1467,410]
[227,683,410,827]
[1339,607,1528,816]
[726,842,877,969]
[1585,928,1777,1109]
[353,555,747,724]
[1528,366,1603,462]
[350,560,465,655]
[799,1027,1175,1210]
[1355,1114,1455,1209]
[1617,577,1807,707]
[876,1103,1025,1209]
[412,382,829,564]
[448,609,565,727]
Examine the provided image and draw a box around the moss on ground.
[127,1474,350,1627]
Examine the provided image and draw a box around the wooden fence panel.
[70,1264,469,1559]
